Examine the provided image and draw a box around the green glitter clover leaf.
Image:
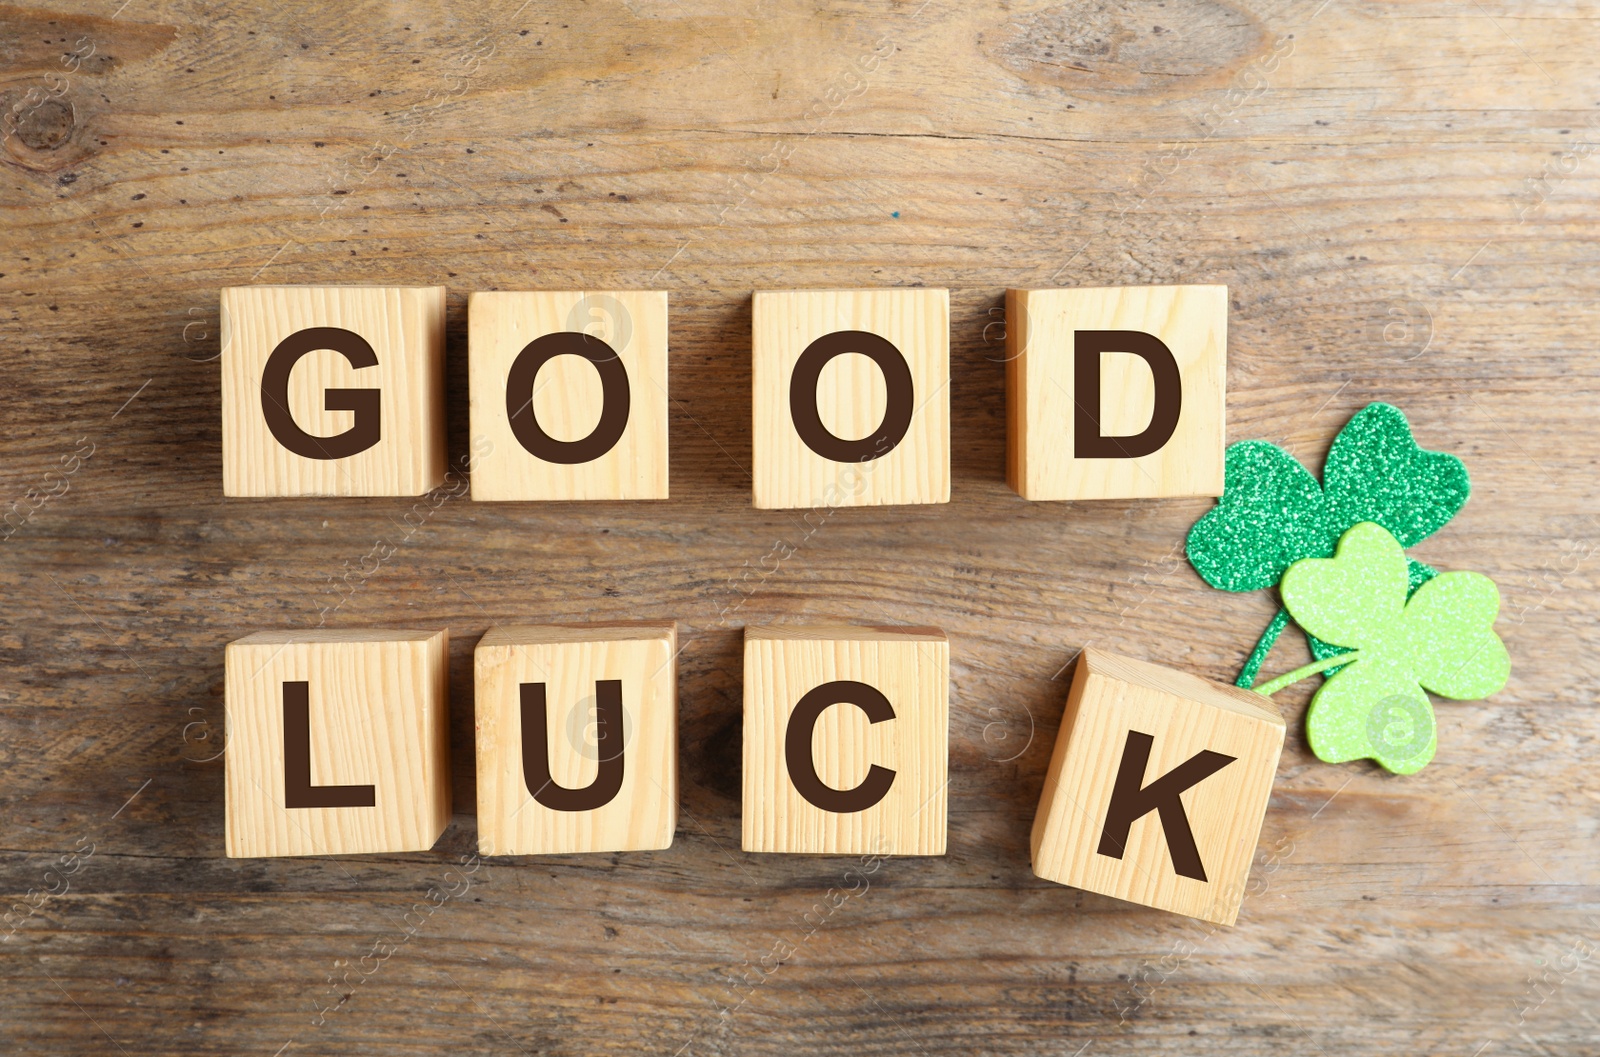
[1186,402,1471,687]
[1252,522,1510,775]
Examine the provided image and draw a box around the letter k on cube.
[1030,648,1285,925]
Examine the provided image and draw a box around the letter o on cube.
[468,291,669,501]
[753,289,949,509]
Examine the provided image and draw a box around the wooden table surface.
[3,0,1597,1053]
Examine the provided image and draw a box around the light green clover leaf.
[1261,522,1509,774]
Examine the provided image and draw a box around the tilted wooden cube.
[224,629,451,857]
[468,291,670,501]
[220,285,447,496]
[1006,285,1226,501]
[743,625,948,855]
[474,622,677,855]
[1030,648,1284,926]
[752,289,949,509]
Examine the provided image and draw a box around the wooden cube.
[1005,285,1226,501]
[468,291,669,501]
[224,629,451,857]
[743,625,948,855]
[752,289,949,509]
[474,622,677,855]
[1030,648,1284,926]
[220,285,446,497]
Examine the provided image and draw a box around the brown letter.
[505,332,630,464]
[789,331,913,463]
[261,327,382,460]
[520,681,625,811]
[784,680,896,812]
[1074,330,1182,458]
[1096,730,1233,882]
[282,681,375,809]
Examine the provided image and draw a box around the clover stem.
[1235,607,1291,688]
[1252,651,1359,697]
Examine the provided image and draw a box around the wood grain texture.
[1006,285,1227,500]
[2,0,1598,1052]
[220,285,447,496]
[752,288,950,508]
[467,290,670,501]
[224,629,451,857]
[1030,647,1285,926]
[474,621,677,854]
[742,624,949,855]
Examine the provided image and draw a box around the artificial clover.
[1253,522,1510,774]
[1186,402,1471,687]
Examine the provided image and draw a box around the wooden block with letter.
[1005,284,1226,501]
[224,629,451,857]
[752,289,949,509]
[474,622,677,855]
[220,285,446,496]
[468,291,669,501]
[1030,647,1285,926]
[742,624,948,855]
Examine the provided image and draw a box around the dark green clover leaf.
[1320,402,1472,551]
[1186,440,1326,593]
[1262,522,1510,775]
[1186,403,1471,685]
